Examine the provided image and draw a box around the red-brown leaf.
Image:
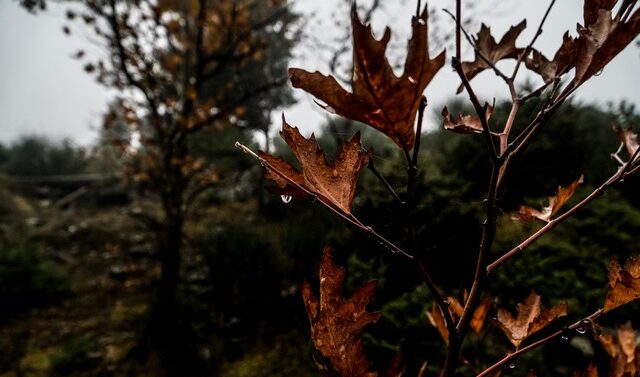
[603,256,640,313]
[441,103,493,134]
[458,20,527,92]
[289,5,445,151]
[515,175,584,222]
[496,291,568,347]
[303,247,381,377]
[258,117,372,214]
[525,32,578,82]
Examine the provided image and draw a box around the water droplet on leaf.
[281,195,292,204]
[508,363,515,369]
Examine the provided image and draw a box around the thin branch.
[367,160,405,205]
[511,0,557,80]
[452,57,498,161]
[476,310,603,377]
[455,0,461,61]
[487,164,631,274]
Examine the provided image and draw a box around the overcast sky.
[0,0,638,146]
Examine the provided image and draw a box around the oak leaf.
[303,247,381,377]
[572,2,640,87]
[603,256,640,313]
[441,103,493,134]
[515,175,584,222]
[612,125,639,161]
[596,322,639,377]
[496,291,568,347]
[257,117,372,214]
[525,32,578,83]
[458,20,527,92]
[289,5,445,151]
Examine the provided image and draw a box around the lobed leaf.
[496,291,568,348]
[289,5,445,151]
[303,247,381,377]
[457,20,527,92]
[603,257,640,312]
[258,117,372,214]
[596,322,640,377]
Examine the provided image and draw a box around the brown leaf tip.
[603,255,640,313]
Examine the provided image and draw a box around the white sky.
[0,0,638,146]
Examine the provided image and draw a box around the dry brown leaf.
[457,20,527,92]
[603,256,640,312]
[525,32,578,83]
[496,291,568,348]
[596,322,639,377]
[442,103,493,134]
[303,247,381,377]
[612,125,639,161]
[426,303,450,344]
[289,5,445,151]
[572,3,640,87]
[258,117,372,214]
[515,175,584,222]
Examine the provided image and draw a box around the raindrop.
[408,76,416,84]
[593,324,604,337]
[594,68,604,76]
[417,19,426,26]
[508,363,515,369]
[576,319,590,334]
[561,335,569,341]
[443,299,450,306]
[281,195,292,204]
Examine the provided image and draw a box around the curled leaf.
[457,20,527,92]
[525,32,578,83]
[515,175,584,222]
[496,291,568,347]
[427,294,491,343]
[441,103,493,134]
[612,125,639,161]
[289,5,445,151]
[603,256,640,313]
[303,247,381,377]
[257,116,372,214]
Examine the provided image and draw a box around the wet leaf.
[496,291,568,347]
[257,117,372,214]
[515,175,584,222]
[303,247,381,377]
[572,3,640,86]
[603,256,640,312]
[441,103,493,134]
[289,5,445,151]
[525,32,578,82]
[426,303,449,343]
[570,364,599,377]
[458,20,527,92]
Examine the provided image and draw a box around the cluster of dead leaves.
[612,125,640,164]
[303,247,401,377]
[426,293,492,343]
[441,103,493,134]
[457,1,639,91]
[289,5,444,151]
[496,291,568,348]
